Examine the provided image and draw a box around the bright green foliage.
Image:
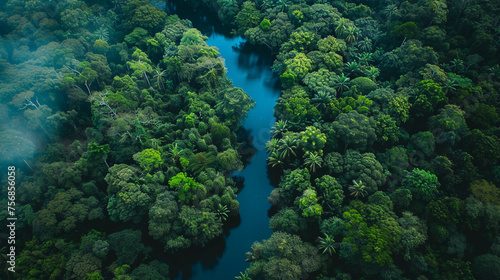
[388,95,411,124]
[168,172,200,204]
[283,32,316,52]
[181,28,208,46]
[259,19,271,31]
[245,232,321,280]
[401,168,440,202]
[299,126,326,153]
[303,68,336,93]
[138,149,163,173]
[297,189,323,217]
[284,53,313,79]
[332,111,377,151]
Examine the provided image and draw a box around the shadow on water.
[156,1,283,279]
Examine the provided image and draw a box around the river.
[159,2,281,279]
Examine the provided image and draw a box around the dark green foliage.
[245,232,321,280]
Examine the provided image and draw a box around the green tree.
[168,172,201,204]
[401,168,440,202]
[297,188,323,218]
[234,2,261,35]
[332,111,377,151]
[138,148,163,173]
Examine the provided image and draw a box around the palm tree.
[168,143,183,164]
[268,150,285,168]
[216,203,229,221]
[345,61,360,77]
[345,26,359,44]
[235,272,252,280]
[265,138,279,154]
[312,90,334,111]
[153,65,167,91]
[333,73,350,95]
[349,180,367,198]
[335,18,348,37]
[278,135,297,160]
[357,38,372,52]
[270,120,288,138]
[366,66,380,82]
[318,234,337,255]
[442,79,458,94]
[304,152,323,173]
[383,4,398,19]
[94,26,109,41]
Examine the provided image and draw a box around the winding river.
[161,2,281,279]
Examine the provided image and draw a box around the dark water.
[160,2,281,279]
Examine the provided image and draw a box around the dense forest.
[1,0,500,279]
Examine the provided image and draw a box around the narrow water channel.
[160,2,282,279]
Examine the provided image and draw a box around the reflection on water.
[160,1,282,279]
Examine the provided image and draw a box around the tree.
[349,180,367,198]
[299,126,326,153]
[332,111,377,151]
[269,208,307,234]
[138,148,163,173]
[284,53,313,80]
[168,172,201,204]
[234,1,261,35]
[401,168,440,202]
[318,234,337,255]
[428,104,468,145]
[304,151,323,173]
[108,229,150,266]
[245,232,321,280]
[297,188,323,218]
[325,150,386,194]
[472,254,500,280]
[413,79,447,117]
[315,175,344,214]
[107,182,152,223]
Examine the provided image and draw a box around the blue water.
[165,4,282,279]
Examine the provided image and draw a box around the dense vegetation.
[1,0,500,279]
[0,1,254,279]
